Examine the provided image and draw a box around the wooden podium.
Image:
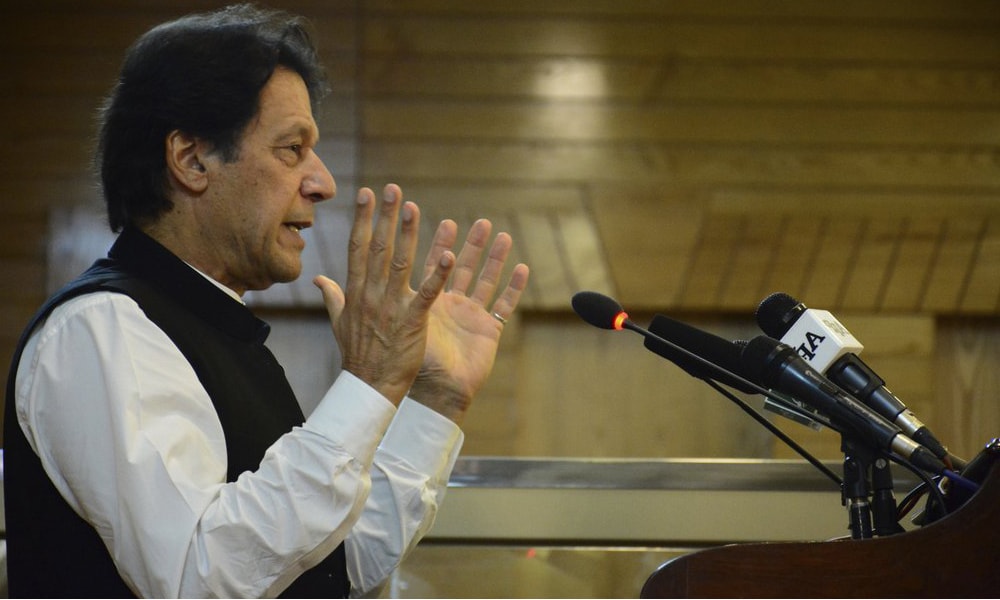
[641,459,1000,598]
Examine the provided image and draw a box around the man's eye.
[287,144,303,157]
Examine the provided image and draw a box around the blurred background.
[2,1,999,596]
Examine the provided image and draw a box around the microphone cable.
[571,291,844,487]
[701,377,843,487]
[889,456,948,522]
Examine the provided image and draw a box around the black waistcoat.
[3,227,350,598]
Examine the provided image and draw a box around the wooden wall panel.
[922,218,984,312]
[363,59,1000,107]
[841,220,904,311]
[587,189,703,306]
[754,216,824,308]
[510,313,773,459]
[716,217,784,311]
[881,217,943,312]
[960,217,1000,314]
[354,2,1000,313]
[675,215,742,310]
[798,219,862,309]
[361,17,1000,62]
[2,1,998,462]
[353,0,1000,461]
[361,104,1000,146]
[935,318,1000,461]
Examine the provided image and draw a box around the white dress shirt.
[13,289,464,598]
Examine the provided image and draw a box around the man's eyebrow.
[275,121,319,143]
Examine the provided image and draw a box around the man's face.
[195,67,335,294]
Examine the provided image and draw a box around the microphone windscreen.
[739,335,786,387]
[755,292,803,338]
[571,291,625,330]
[646,315,758,394]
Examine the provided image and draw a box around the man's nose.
[302,150,336,202]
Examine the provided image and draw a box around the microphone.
[731,338,830,431]
[755,292,952,463]
[571,291,836,434]
[740,335,948,476]
[572,290,848,487]
[571,290,629,331]
[644,314,758,395]
[571,292,761,395]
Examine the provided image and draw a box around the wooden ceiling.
[6,0,1000,317]
[286,0,1000,315]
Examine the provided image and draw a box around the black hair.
[96,3,330,232]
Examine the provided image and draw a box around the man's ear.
[165,130,210,193]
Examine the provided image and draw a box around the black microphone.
[572,291,758,393]
[571,291,834,432]
[645,314,758,395]
[571,290,629,331]
[740,334,948,476]
[756,292,952,463]
[572,290,845,486]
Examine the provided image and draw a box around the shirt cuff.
[379,397,465,477]
[304,371,396,464]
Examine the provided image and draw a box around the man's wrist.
[408,376,472,425]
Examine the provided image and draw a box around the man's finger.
[448,219,491,296]
[313,275,346,323]
[421,219,459,282]
[365,184,404,290]
[413,250,456,315]
[345,187,376,304]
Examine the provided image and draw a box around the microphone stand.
[871,453,906,537]
[840,435,874,539]
[573,292,978,541]
[839,434,904,539]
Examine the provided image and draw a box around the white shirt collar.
[183,262,246,305]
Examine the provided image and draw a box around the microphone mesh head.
[740,335,784,387]
[571,291,626,330]
[755,292,802,338]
